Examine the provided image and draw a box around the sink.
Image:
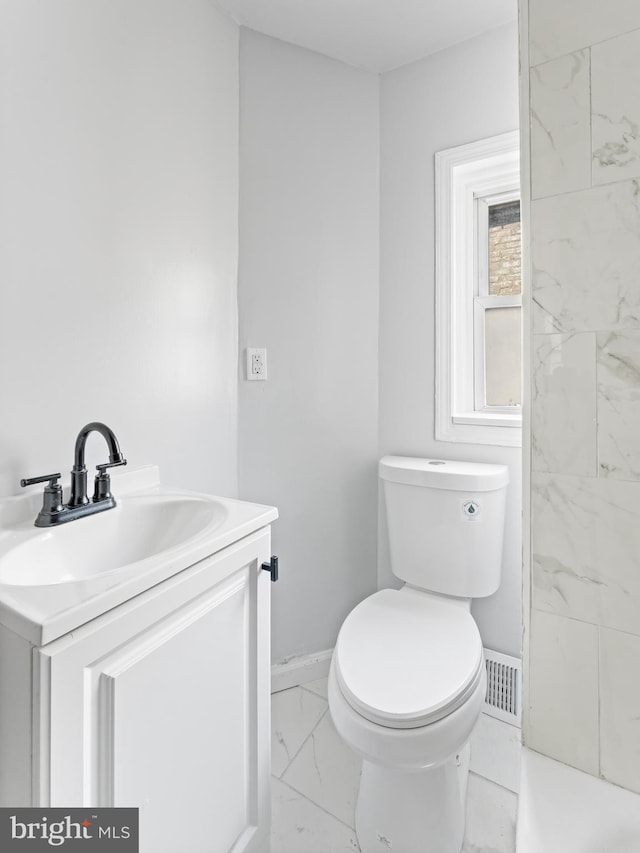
[0,466,278,645]
[0,494,226,586]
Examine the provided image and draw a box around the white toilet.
[328,455,509,853]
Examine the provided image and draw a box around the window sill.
[453,411,521,429]
[436,413,522,447]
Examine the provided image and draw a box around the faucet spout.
[69,422,127,507]
[74,421,126,470]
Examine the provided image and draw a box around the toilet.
[328,455,509,853]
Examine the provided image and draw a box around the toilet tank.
[379,456,509,598]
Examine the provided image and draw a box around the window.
[435,131,521,446]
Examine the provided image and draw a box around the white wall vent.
[483,648,521,726]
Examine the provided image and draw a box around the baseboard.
[271,648,333,694]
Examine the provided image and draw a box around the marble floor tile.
[271,686,327,778]
[271,690,518,853]
[303,676,329,700]
[282,710,362,828]
[462,773,517,853]
[470,714,521,794]
[271,777,360,853]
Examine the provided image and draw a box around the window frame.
[435,131,521,447]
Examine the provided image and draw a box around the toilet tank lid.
[379,456,509,492]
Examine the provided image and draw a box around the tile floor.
[270,678,517,853]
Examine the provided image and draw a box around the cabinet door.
[34,530,271,853]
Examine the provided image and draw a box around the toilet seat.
[334,588,484,730]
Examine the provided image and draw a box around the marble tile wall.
[527,1,640,792]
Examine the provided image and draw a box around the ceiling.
[214,0,518,73]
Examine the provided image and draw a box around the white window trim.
[435,131,521,447]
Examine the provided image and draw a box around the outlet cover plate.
[246,347,267,381]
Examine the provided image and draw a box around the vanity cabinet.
[0,527,273,853]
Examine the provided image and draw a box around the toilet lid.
[334,589,484,729]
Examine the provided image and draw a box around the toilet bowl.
[329,587,486,853]
[328,456,509,853]
[330,587,486,770]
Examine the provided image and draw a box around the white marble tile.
[282,710,362,829]
[303,676,328,700]
[271,686,327,778]
[531,180,640,333]
[530,51,591,199]
[529,0,640,66]
[599,628,640,794]
[462,773,517,853]
[271,777,361,853]
[597,331,640,481]
[592,30,640,186]
[470,713,521,794]
[532,472,640,635]
[532,333,596,475]
[527,609,599,774]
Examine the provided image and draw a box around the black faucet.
[20,422,127,528]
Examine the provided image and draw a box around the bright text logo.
[0,809,138,851]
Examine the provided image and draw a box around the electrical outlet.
[246,347,267,381]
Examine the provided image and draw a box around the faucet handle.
[96,459,127,472]
[93,459,126,503]
[21,473,64,524]
[20,473,62,488]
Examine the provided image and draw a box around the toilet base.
[355,742,471,853]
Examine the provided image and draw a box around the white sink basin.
[0,465,278,645]
[0,494,226,586]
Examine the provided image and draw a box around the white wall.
[238,29,380,662]
[0,0,239,498]
[379,23,522,657]
[1,3,521,666]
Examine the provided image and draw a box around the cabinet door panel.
[35,531,271,853]
[101,571,250,852]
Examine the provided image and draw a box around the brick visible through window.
[488,201,521,296]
